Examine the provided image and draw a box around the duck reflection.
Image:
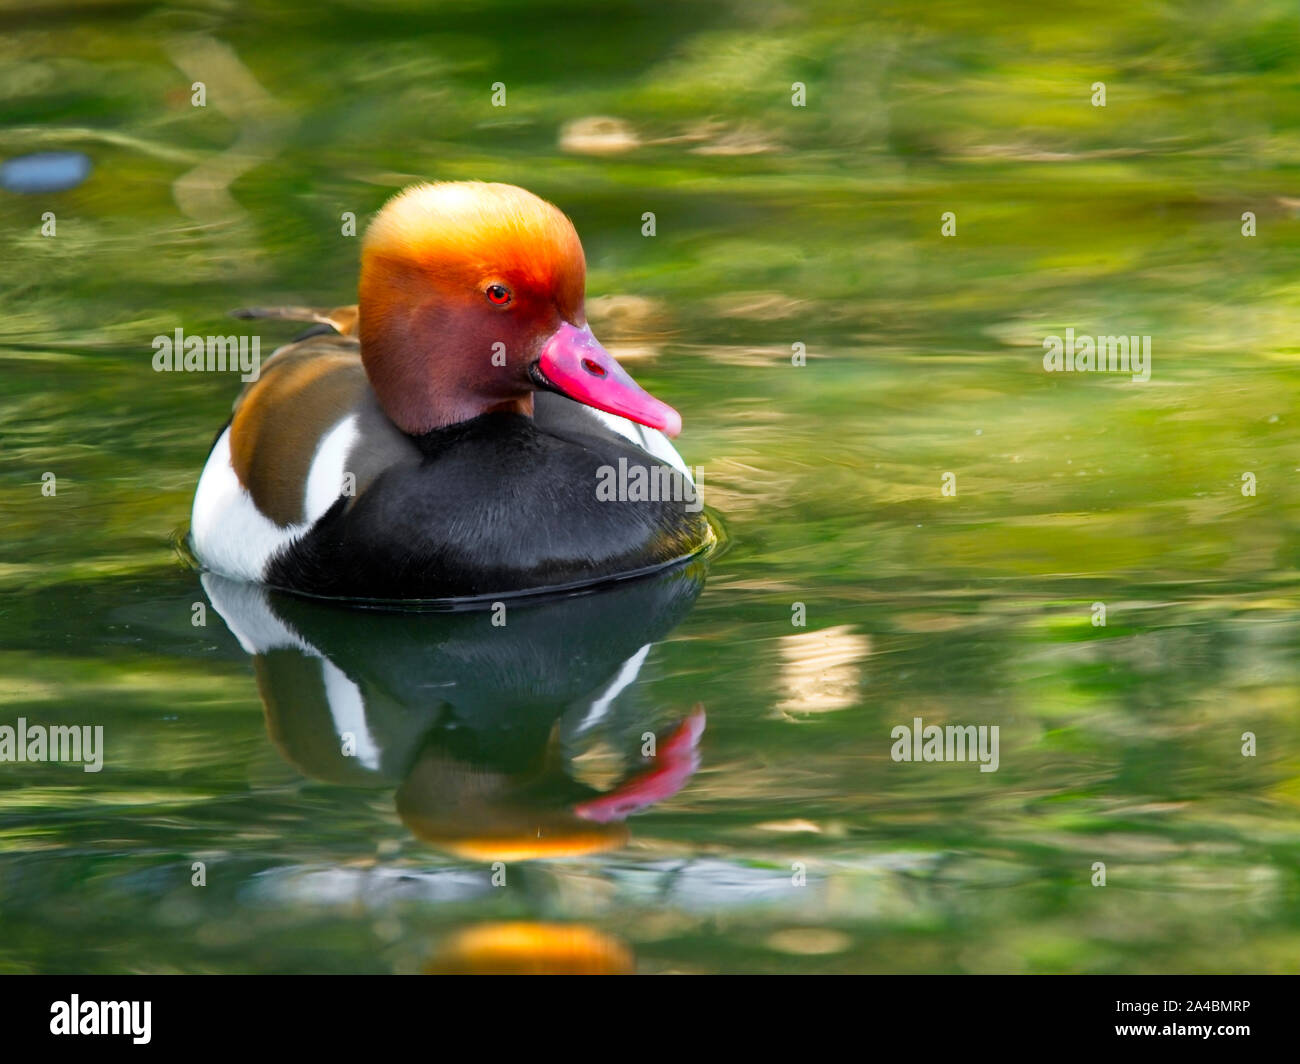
[202,563,706,860]
[426,922,635,975]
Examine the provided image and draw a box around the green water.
[2,0,1300,973]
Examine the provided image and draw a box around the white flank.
[591,410,692,480]
[304,415,359,523]
[191,416,358,582]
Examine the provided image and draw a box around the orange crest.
[361,181,586,317]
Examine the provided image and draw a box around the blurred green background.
[1,0,1298,973]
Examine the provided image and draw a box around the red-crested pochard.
[190,182,710,600]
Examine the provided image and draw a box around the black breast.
[266,412,709,601]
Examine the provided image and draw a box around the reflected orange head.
[427,922,634,975]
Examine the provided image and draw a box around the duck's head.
[359,181,681,438]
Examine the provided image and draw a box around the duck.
[190,181,711,601]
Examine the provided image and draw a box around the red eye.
[486,284,511,306]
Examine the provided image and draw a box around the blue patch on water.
[0,151,92,193]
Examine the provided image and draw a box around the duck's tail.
[230,304,359,337]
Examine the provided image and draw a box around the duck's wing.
[191,332,417,583]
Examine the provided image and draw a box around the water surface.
[2,0,1299,973]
